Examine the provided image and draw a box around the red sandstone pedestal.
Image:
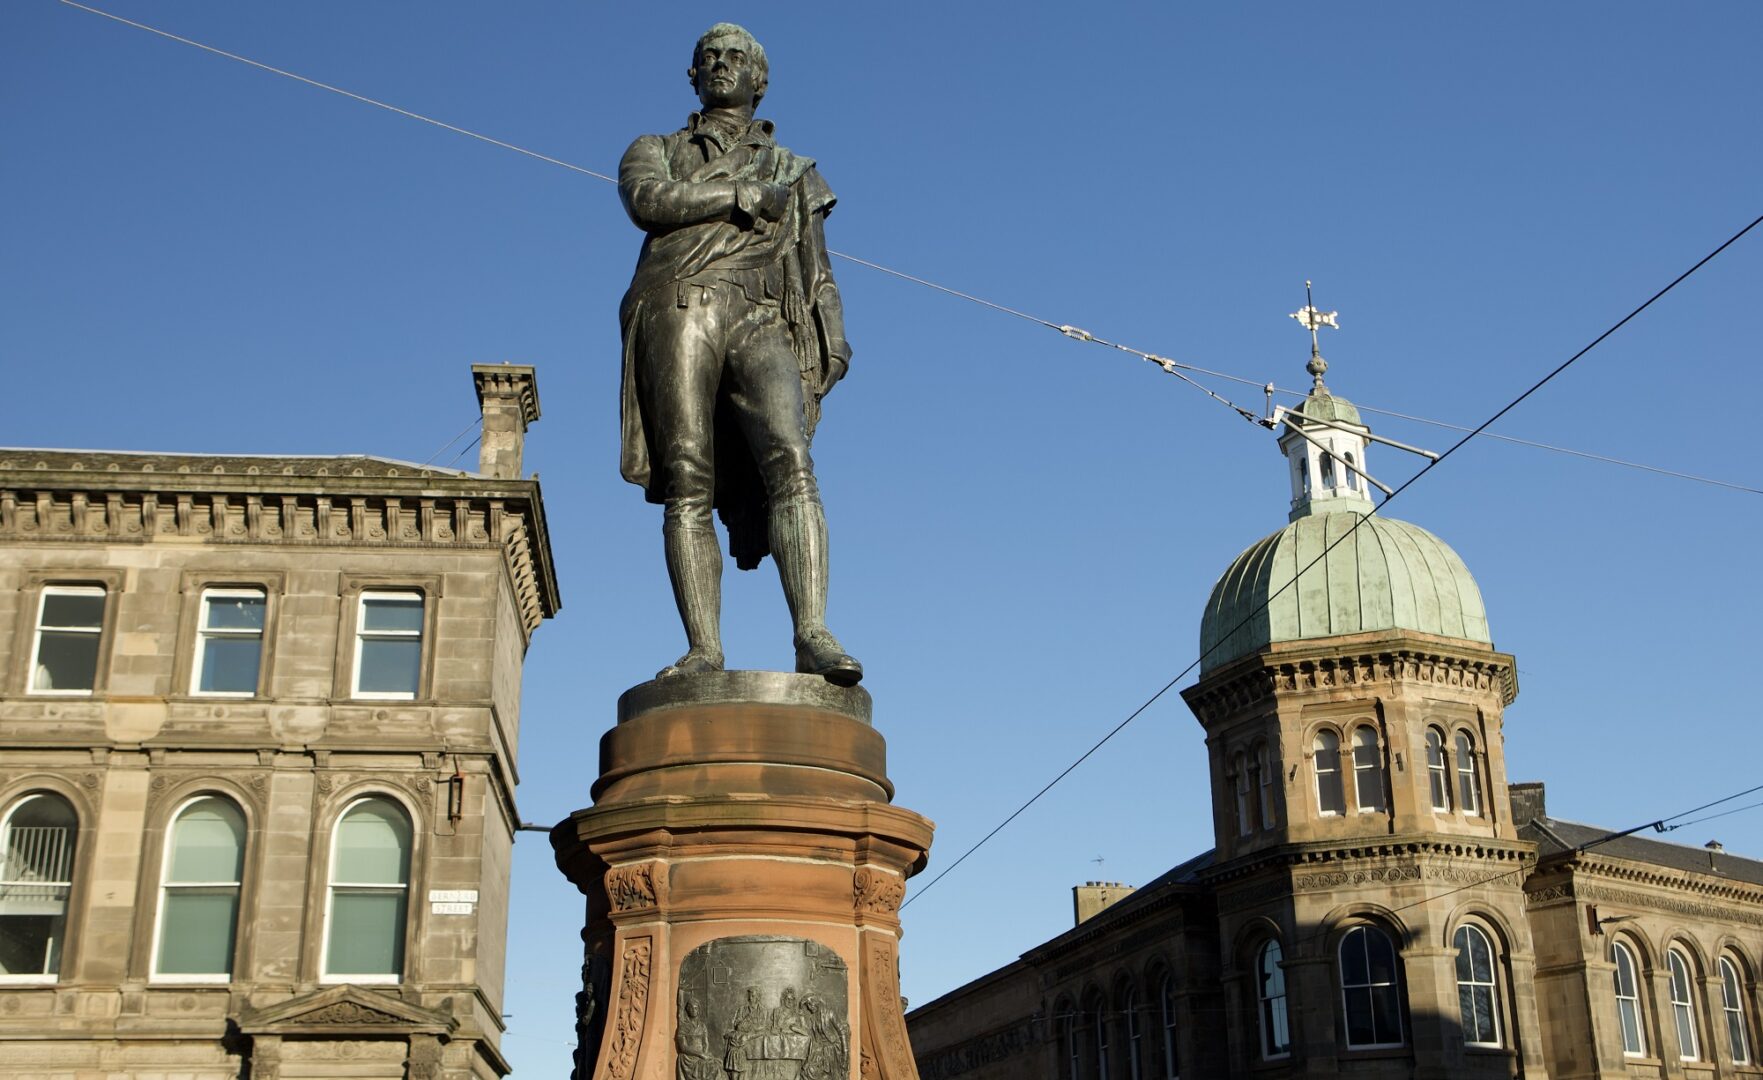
[553,672,933,1080]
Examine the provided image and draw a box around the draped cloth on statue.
[617,113,843,569]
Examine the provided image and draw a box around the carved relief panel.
[677,936,850,1080]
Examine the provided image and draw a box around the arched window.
[1159,974,1179,1080]
[1313,730,1344,816]
[1320,450,1336,488]
[1091,991,1112,1080]
[1453,924,1501,1047]
[1351,726,1385,813]
[0,793,77,980]
[1668,947,1700,1061]
[1123,986,1144,1080]
[1339,926,1404,1048]
[1257,940,1290,1059]
[1612,940,1646,1056]
[323,797,412,981]
[1719,956,1751,1065]
[1059,1001,1079,1080]
[1425,728,1451,811]
[1454,731,1482,816]
[154,796,245,979]
[1256,743,1276,831]
[1233,753,1251,837]
[1343,451,1358,491]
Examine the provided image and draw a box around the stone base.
[553,672,933,1080]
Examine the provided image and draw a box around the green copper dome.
[1290,386,1362,427]
[1199,510,1491,673]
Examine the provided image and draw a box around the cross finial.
[1289,280,1339,388]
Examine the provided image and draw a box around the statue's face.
[693,36,761,110]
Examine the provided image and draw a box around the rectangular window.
[29,586,106,695]
[352,591,424,700]
[191,588,267,696]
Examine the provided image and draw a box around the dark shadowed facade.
[907,365,1762,1080]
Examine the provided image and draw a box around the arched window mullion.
[1313,730,1344,816]
[322,796,413,983]
[1453,924,1502,1047]
[1257,940,1291,1059]
[152,795,246,981]
[1613,940,1647,1057]
[1718,956,1751,1065]
[1668,947,1701,1061]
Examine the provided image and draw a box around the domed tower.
[1180,293,1547,1074]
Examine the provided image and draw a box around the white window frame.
[1313,730,1345,816]
[1668,947,1701,1061]
[1719,956,1750,1065]
[1351,725,1385,813]
[1455,731,1482,816]
[189,588,267,697]
[27,585,106,697]
[1159,974,1179,1080]
[0,793,77,984]
[1425,727,1452,812]
[319,796,411,985]
[1123,986,1143,1080]
[1454,924,1503,1048]
[1258,940,1291,1060]
[1613,940,1647,1057]
[351,590,425,701]
[1338,925,1405,1050]
[1062,1008,1080,1080]
[150,795,245,984]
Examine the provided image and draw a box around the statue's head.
[683,995,700,1018]
[688,23,768,109]
[780,987,797,1006]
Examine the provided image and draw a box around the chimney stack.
[471,364,541,479]
[1073,881,1135,926]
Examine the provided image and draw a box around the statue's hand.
[735,181,792,224]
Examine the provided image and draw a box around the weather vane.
[1288,280,1339,387]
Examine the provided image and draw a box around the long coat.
[616,114,848,569]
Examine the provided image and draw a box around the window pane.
[0,913,65,975]
[362,596,423,632]
[1470,986,1497,1044]
[1345,988,1375,1046]
[1620,999,1644,1054]
[326,890,407,975]
[167,801,244,883]
[333,802,411,884]
[203,594,265,631]
[1341,930,1369,985]
[41,593,104,628]
[357,639,421,695]
[198,637,262,693]
[156,888,239,975]
[32,632,100,691]
[1365,931,1398,985]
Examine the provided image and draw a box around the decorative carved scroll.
[855,867,906,915]
[605,936,652,1080]
[605,862,661,913]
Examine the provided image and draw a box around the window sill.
[319,974,402,985]
[24,690,95,698]
[148,975,233,986]
[0,975,57,985]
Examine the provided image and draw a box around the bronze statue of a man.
[617,23,860,685]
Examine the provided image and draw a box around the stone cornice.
[1183,633,1517,725]
[0,455,559,641]
[1200,834,1536,891]
[1530,851,1763,912]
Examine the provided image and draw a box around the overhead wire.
[57,0,1760,497]
[902,211,1763,909]
[51,0,1763,899]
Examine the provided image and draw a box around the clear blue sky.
[4,2,1761,1073]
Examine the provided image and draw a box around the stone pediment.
[238,984,456,1036]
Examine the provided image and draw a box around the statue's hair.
[689,22,768,105]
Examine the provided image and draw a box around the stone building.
[0,365,558,1079]
[907,354,1763,1079]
